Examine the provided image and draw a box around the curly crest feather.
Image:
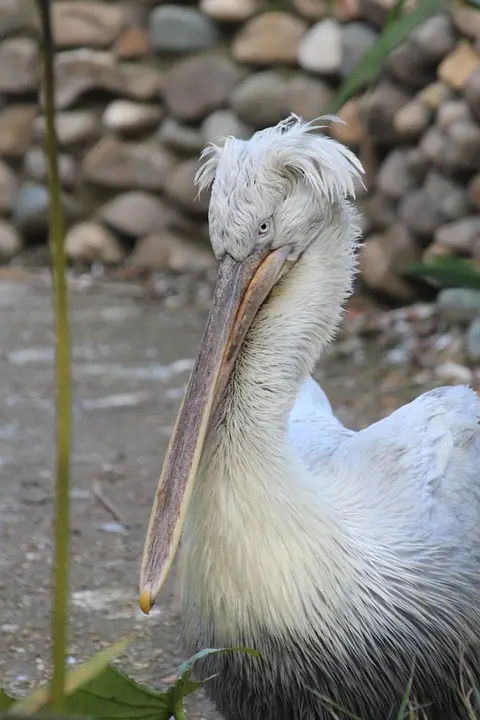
[194,114,365,204]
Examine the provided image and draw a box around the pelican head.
[139,115,364,613]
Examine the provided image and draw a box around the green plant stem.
[37,0,71,712]
[173,699,187,720]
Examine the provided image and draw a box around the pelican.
[140,116,480,719]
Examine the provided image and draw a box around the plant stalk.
[37,0,71,712]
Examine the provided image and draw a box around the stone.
[24,147,77,187]
[418,81,454,110]
[469,173,480,211]
[164,54,243,122]
[291,0,329,20]
[83,138,175,190]
[419,127,448,166]
[129,231,214,272]
[359,192,396,231]
[34,110,100,147]
[0,105,36,157]
[387,41,437,91]
[393,99,431,140]
[359,224,420,302]
[148,6,218,53]
[201,110,250,145]
[287,75,334,123]
[52,2,126,48]
[233,13,306,65]
[466,318,480,362]
[334,0,361,21]
[13,183,49,229]
[436,99,471,131]
[404,147,429,184]
[102,100,163,135]
[377,150,416,201]
[0,0,39,41]
[341,22,378,79]
[0,38,39,94]
[114,28,148,59]
[359,81,409,144]
[464,67,480,121]
[0,220,21,262]
[98,192,172,238]
[200,0,258,22]
[438,42,480,91]
[358,0,396,27]
[0,159,18,212]
[53,50,164,110]
[158,118,204,155]
[452,6,480,40]
[434,217,480,254]
[399,189,443,238]
[445,120,480,170]
[329,98,364,146]
[411,14,456,64]
[423,171,470,222]
[165,159,210,216]
[437,288,480,324]
[65,222,125,265]
[231,71,289,128]
[297,19,343,75]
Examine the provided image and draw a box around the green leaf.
[0,690,14,711]
[10,637,132,716]
[329,0,448,113]
[404,257,480,290]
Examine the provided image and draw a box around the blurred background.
[2,0,480,717]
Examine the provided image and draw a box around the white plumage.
[140,116,480,719]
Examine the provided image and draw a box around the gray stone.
[287,75,334,121]
[387,40,436,90]
[65,222,125,265]
[434,216,480,254]
[359,223,421,302]
[358,192,396,231]
[464,66,480,121]
[129,231,214,272]
[200,0,258,22]
[148,6,218,53]
[297,19,343,75]
[437,288,480,324]
[102,100,163,135]
[466,317,480,362]
[231,71,289,128]
[419,127,448,166]
[52,2,127,48]
[404,147,429,184]
[359,0,396,27]
[0,159,18,213]
[232,12,306,65]
[24,147,77,187]
[436,99,471,131]
[0,219,21,262]
[34,110,101,147]
[341,22,378,79]
[164,159,210,216]
[411,14,456,64]
[423,171,470,222]
[445,119,480,170]
[13,183,49,229]
[359,81,409,144]
[158,118,204,155]
[83,138,176,190]
[399,189,443,238]
[164,54,243,122]
[377,150,416,201]
[0,38,39,94]
[98,192,172,238]
[0,0,39,41]
[201,110,250,146]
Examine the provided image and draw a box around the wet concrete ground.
[0,269,440,717]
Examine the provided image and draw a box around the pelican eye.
[257,220,271,237]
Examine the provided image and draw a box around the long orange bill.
[139,245,290,614]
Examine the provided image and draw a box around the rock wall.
[1,1,480,300]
